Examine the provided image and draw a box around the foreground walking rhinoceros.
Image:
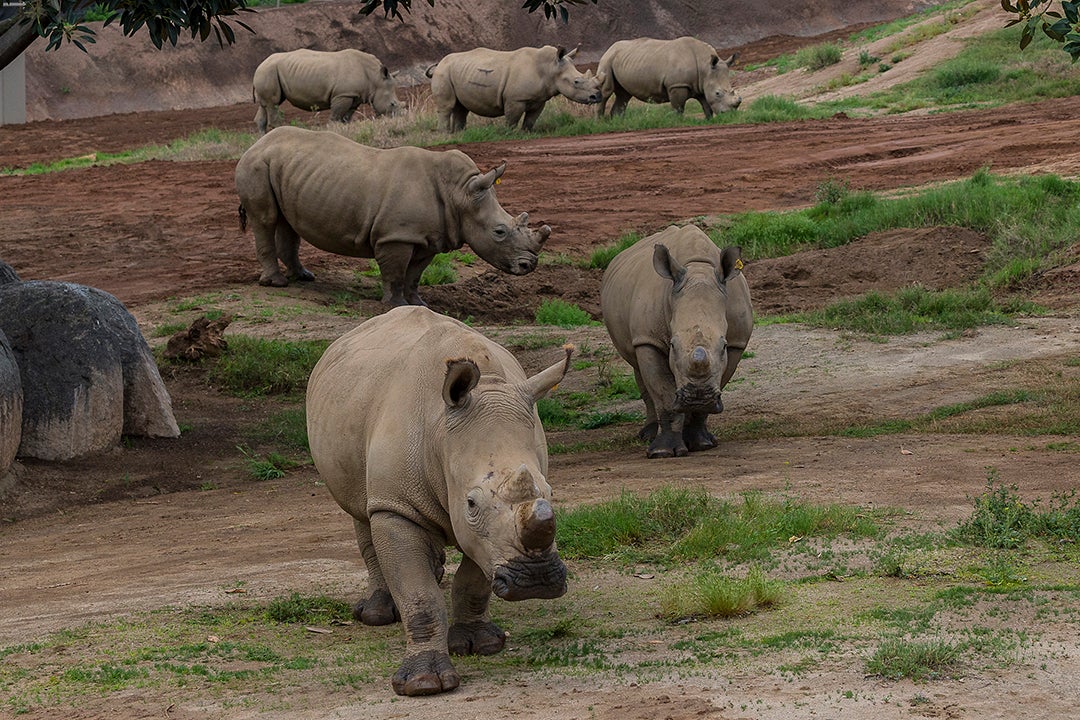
[428,45,603,131]
[307,306,572,695]
[235,126,551,306]
[601,225,752,458]
[596,37,740,118]
[252,48,401,133]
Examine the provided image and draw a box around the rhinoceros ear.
[381,65,391,80]
[653,243,687,286]
[466,162,507,195]
[443,358,480,408]
[718,246,744,282]
[521,344,573,404]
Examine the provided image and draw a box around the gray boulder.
[0,280,180,461]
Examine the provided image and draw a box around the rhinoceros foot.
[289,268,315,282]
[646,430,689,459]
[391,649,460,696]
[683,417,718,452]
[638,421,659,442]
[448,620,507,656]
[258,273,288,288]
[353,588,400,626]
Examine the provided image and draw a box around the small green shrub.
[866,638,961,680]
[420,253,458,286]
[660,565,785,620]
[589,232,640,269]
[797,43,843,71]
[265,593,351,624]
[534,299,596,328]
[208,336,328,396]
[934,60,1001,89]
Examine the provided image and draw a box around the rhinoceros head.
[653,243,744,413]
[460,162,551,276]
[552,47,604,105]
[371,65,403,116]
[441,347,572,601]
[704,53,741,114]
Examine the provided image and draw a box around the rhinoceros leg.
[329,95,361,124]
[255,104,271,135]
[633,366,659,442]
[609,85,633,117]
[353,517,400,625]
[448,555,507,656]
[504,100,528,130]
[668,86,690,115]
[447,102,468,132]
[403,249,436,307]
[375,241,421,307]
[275,224,314,283]
[252,223,288,287]
[371,512,461,696]
[683,412,718,452]
[521,104,547,132]
[634,346,689,458]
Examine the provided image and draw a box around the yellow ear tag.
[734,258,744,270]
[495,178,501,185]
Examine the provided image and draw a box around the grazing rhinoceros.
[307,306,572,696]
[596,37,740,119]
[252,48,401,134]
[427,45,604,131]
[600,225,752,458]
[235,126,551,306]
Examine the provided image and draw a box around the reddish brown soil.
[3,8,1080,717]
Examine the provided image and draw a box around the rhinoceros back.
[600,37,708,101]
[235,127,476,257]
[601,225,751,363]
[266,49,381,110]
[307,307,529,526]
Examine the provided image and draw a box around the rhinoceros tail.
[425,63,438,79]
[238,204,248,232]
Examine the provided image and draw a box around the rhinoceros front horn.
[689,345,711,378]
[518,497,556,551]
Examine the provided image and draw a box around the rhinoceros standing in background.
[596,37,741,119]
[428,45,604,131]
[307,306,572,695]
[252,49,401,134]
[601,225,752,458]
[235,126,550,306]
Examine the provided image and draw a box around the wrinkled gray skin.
[235,126,550,307]
[601,225,752,458]
[252,49,401,134]
[428,45,604,131]
[596,37,741,119]
[307,306,572,696]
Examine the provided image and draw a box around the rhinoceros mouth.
[492,555,568,601]
[673,384,723,414]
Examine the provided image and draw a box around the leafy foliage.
[358,0,596,22]
[1002,0,1080,61]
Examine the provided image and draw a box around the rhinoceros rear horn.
[653,243,687,286]
[518,497,557,551]
[443,358,480,408]
[466,163,507,194]
[521,344,574,404]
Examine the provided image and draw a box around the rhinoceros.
[427,45,604,131]
[596,37,740,119]
[307,306,572,695]
[600,225,752,458]
[252,49,401,134]
[235,126,550,306]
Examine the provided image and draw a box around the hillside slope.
[25,0,939,120]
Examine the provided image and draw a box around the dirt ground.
[3,2,1080,718]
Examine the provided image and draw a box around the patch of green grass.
[264,593,352,624]
[556,487,879,565]
[588,231,641,270]
[501,332,568,351]
[247,407,309,454]
[207,336,328,396]
[660,566,785,620]
[238,446,300,480]
[866,638,961,680]
[954,471,1080,550]
[792,286,1039,336]
[534,299,597,328]
[420,253,458,286]
[151,321,188,338]
[839,389,1036,438]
